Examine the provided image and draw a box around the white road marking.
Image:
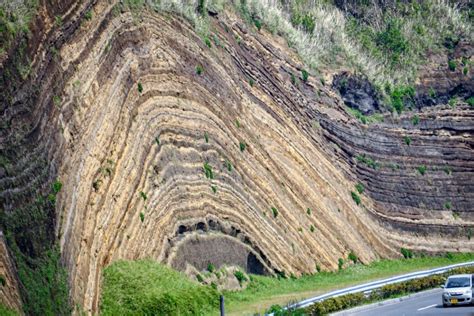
[417,304,437,311]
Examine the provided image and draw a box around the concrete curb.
[331,288,441,315]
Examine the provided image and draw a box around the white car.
[442,274,473,307]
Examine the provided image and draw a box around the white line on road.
[417,304,437,311]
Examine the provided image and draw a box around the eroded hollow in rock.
[170,234,269,275]
[166,218,271,275]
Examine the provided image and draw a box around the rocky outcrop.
[0,1,472,314]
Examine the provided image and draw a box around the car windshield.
[446,277,471,288]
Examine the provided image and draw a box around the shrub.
[467,97,474,107]
[207,263,215,273]
[195,65,203,75]
[355,183,364,194]
[139,212,145,222]
[234,270,247,285]
[338,258,344,270]
[271,207,278,218]
[411,115,419,125]
[204,37,211,48]
[239,141,246,152]
[203,162,214,179]
[197,0,206,16]
[404,136,411,145]
[52,179,62,194]
[401,247,413,259]
[375,19,408,66]
[137,82,143,93]
[348,252,358,264]
[390,86,415,114]
[417,165,427,175]
[301,69,309,82]
[351,191,361,205]
[448,60,456,71]
[356,154,380,169]
[254,19,262,31]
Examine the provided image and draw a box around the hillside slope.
[0,0,472,314]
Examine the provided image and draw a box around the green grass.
[0,304,18,316]
[223,253,474,315]
[100,260,219,315]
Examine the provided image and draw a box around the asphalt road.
[334,288,474,316]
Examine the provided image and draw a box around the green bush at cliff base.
[100,260,219,315]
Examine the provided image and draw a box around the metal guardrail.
[269,260,474,313]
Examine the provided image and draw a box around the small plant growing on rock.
[307,208,311,215]
[235,119,241,128]
[291,73,297,85]
[467,228,472,241]
[239,141,246,152]
[211,185,217,193]
[463,66,468,75]
[84,10,92,20]
[338,258,344,270]
[203,162,214,179]
[225,159,232,172]
[452,211,460,219]
[355,183,364,194]
[271,207,278,218]
[351,191,361,205]
[195,65,203,75]
[248,78,254,87]
[444,166,452,175]
[301,69,309,82]
[140,191,147,201]
[196,274,204,282]
[310,225,315,233]
[444,201,452,210]
[448,60,456,71]
[316,264,321,273]
[204,131,209,143]
[0,275,5,286]
[137,82,143,93]
[404,136,411,146]
[53,95,62,108]
[401,247,413,259]
[411,115,419,125]
[139,212,145,222]
[155,136,160,146]
[348,251,358,264]
[417,165,427,175]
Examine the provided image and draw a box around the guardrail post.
[220,295,225,316]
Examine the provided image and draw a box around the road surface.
[334,288,474,316]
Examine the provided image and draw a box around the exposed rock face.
[332,72,382,114]
[0,1,472,314]
[0,232,22,314]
